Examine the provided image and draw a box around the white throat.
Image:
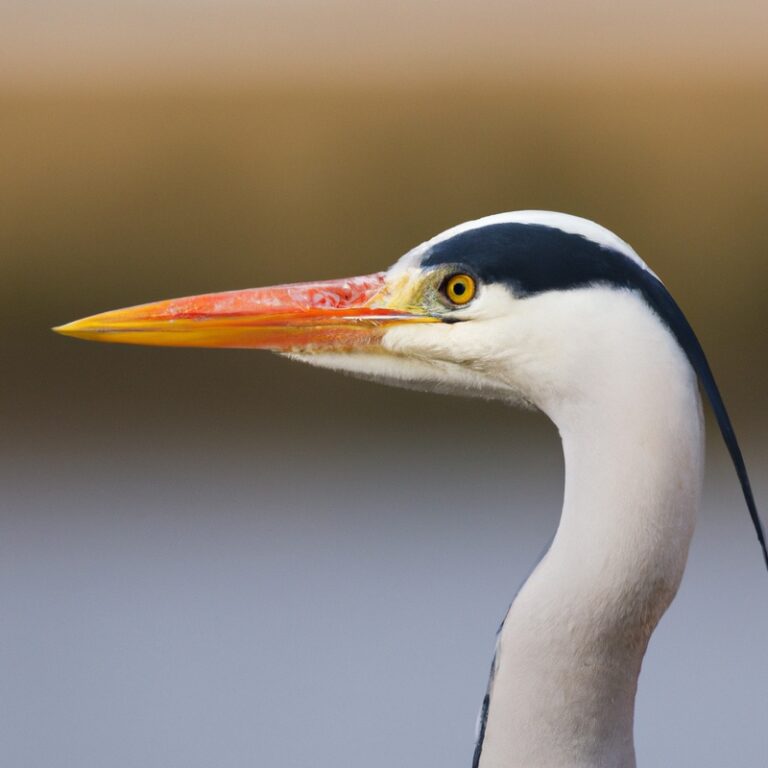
[477,291,705,768]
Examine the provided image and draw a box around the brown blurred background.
[2,3,767,767]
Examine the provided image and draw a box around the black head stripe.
[424,222,768,571]
[422,223,644,296]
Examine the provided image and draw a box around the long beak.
[53,272,437,351]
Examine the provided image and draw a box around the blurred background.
[2,2,767,766]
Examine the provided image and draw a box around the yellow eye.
[443,273,476,305]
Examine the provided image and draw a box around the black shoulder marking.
[471,537,555,767]
[472,686,491,767]
[425,223,768,571]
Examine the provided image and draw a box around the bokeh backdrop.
[2,3,767,767]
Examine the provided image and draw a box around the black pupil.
[453,281,466,296]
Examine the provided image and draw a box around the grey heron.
[55,211,766,768]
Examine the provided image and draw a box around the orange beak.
[53,272,437,351]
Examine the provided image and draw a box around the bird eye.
[443,273,476,305]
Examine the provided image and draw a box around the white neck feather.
[293,284,706,767]
[478,290,705,768]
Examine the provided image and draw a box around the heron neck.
[479,334,704,768]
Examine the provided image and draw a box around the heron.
[55,211,766,768]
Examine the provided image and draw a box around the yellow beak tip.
[52,321,102,341]
[53,322,79,335]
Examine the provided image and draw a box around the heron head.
[53,209,768,570]
[54,211,666,411]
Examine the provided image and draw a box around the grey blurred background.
[2,3,767,767]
